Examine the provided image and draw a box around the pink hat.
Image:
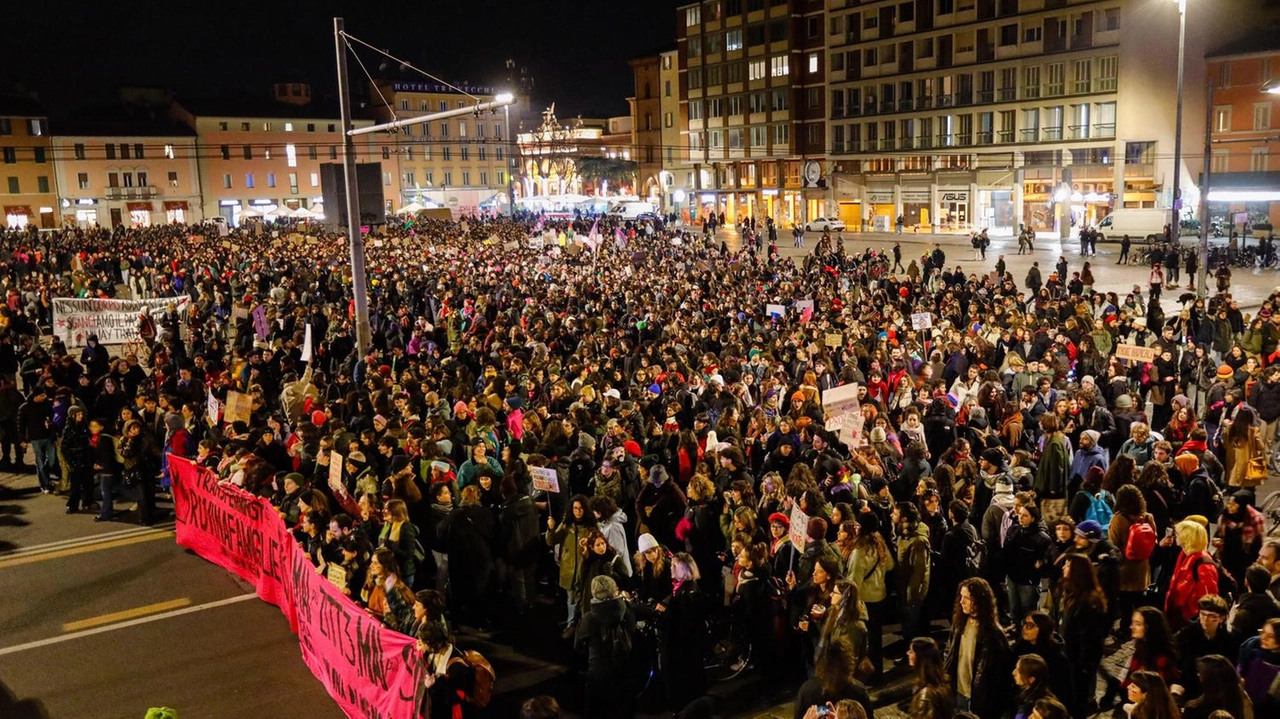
[310,410,326,426]
[453,401,469,416]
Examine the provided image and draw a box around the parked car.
[805,217,846,232]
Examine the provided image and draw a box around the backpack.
[1124,517,1157,561]
[600,618,633,663]
[1190,475,1225,520]
[447,649,495,708]
[999,507,1016,548]
[963,536,987,577]
[1191,555,1238,602]
[1081,490,1115,529]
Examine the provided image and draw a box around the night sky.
[2,0,686,117]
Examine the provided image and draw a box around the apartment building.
[171,84,397,224]
[1204,33,1280,229]
[825,0,1210,236]
[659,50,688,212]
[0,96,57,229]
[370,80,512,215]
[51,110,202,228]
[678,0,829,227]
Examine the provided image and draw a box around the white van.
[608,201,657,220]
[1095,209,1171,243]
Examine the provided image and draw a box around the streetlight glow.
[495,93,514,103]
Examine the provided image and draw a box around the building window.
[1046,63,1065,96]
[1096,56,1118,91]
[267,173,276,188]
[864,47,878,66]
[289,172,298,193]
[330,146,338,159]
[1214,106,1232,132]
[310,172,319,187]
[6,177,17,193]
[726,30,743,52]
[1104,8,1120,31]
[1024,25,1043,43]
[1,147,14,164]
[1211,150,1229,174]
[285,143,297,167]
[308,145,318,160]
[245,173,256,188]
[772,89,789,111]
[107,172,119,188]
[0,119,12,135]
[685,5,700,26]
[478,146,486,161]
[28,119,44,136]
[218,145,229,160]
[241,122,251,131]
[164,144,174,159]
[443,171,453,185]
[382,146,391,160]
[262,122,272,131]
[74,143,86,160]
[137,171,147,187]
[1073,59,1091,94]
[808,53,819,74]
[168,171,179,188]
[461,147,469,161]
[1255,103,1271,130]
[774,124,790,146]
[243,145,253,160]
[1023,66,1041,99]
[1000,24,1017,46]
[749,59,766,81]
[134,143,144,159]
[770,55,789,78]
[461,171,471,185]
[77,172,90,189]
[33,147,45,163]
[1252,147,1269,172]
[442,147,451,161]
[1219,62,1232,87]
[223,174,232,189]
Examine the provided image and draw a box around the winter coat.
[1237,636,1280,716]
[1035,433,1070,499]
[1164,549,1218,630]
[943,619,1013,717]
[1004,520,1052,585]
[1060,595,1109,668]
[635,479,686,548]
[378,520,420,580]
[846,543,894,603]
[596,509,633,577]
[546,520,593,594]
[897,522,931,605]
[1249,378,1280,422]
[574,595,636,681]
[438,504,495,603]
[1231,591,1280,641]
[498,492,540,567]
[1109,512,1155,592]
[576,551,628,609]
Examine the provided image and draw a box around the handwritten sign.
[325,563,348,591]
[300,324,313,363]
[825,333,844,348]
[822,382,861,415]
[207,392,220,426]
[328,452,344,493]
[789,504,811,549]
[531,466,560,493]
[224,391,253,425]
[766,303,786,319]
[252,305,269,341]
[911,312,933,330]
[1115,344,1159,363]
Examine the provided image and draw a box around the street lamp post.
[1198,84,1214,297]
[1170,0,1188,256]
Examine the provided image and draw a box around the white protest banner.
[301,324,313,363]
[795,299,815,315]
[822,382,861,415]
[531,466,560,493]
[911,312,933,330]
[206,392,220,426]
[529,235,545,249]
[766,303,787,319]
[53,296,190,347]
[789,504,811,550]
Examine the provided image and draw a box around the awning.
[127,202,154,212]
[163,201,189,211]
[3,205,32,216]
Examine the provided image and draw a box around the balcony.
[900,99,915,111]
[937,94,953,108]
[105,186,157,200]
[1021,129,1040,142]
[956,92,974,106]
[976,131,994,144]
[1093,123,1116,138]
[918,137,933,149]
[998,88,1017,102]
[1043,127,1063,141]
[1069,125,1090,140]
[957,133,973,145]
[916,96,933,110]
[978,90,995,104]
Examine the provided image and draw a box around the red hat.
[310,410,326,426]
[623,440,642,458]
[378,365,392,376]
[768,512,790,528]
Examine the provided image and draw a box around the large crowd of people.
[3,213,1280,719]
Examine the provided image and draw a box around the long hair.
[910,637,949,690]
[952,577,1003,636]
[853,521,892,567]
[814,638,857,696]
[1114,484,1147,519]
[1129,670,1181,719]
[1185,655,1253,719]
[1132,607,1177,669]
[823,579,863,641]
[1103,454,1137,494]
[1225,405,1258,446]
[1058,553,1107,614]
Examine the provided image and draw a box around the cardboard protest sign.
[300,324,313,363]
[911,312,933,330]
[789,504,811,549]
[328,453,344,493]
[825,333,844,348]
[224,391,253,425]
[206,393,220,426]
[1115,344,1159,363]
[766,304,786,319]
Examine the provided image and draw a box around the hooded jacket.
[574,594,636,680]
[597,508,633,577]
[897,521,931,605]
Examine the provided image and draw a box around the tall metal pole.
[1198,84,1213,297]
[334,17,372,355]
[1170,0,1187,256]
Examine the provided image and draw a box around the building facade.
[678,0,829,228]
[630,54,665,204]
[824,0,1213,236]
[659,50,689,213]
[1204,37,1280,231]
[51,117,202,228]
[370,81,513,215]
[171,85,398,225]
[0,96,57,229]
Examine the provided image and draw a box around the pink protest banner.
[169,457,425,719]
